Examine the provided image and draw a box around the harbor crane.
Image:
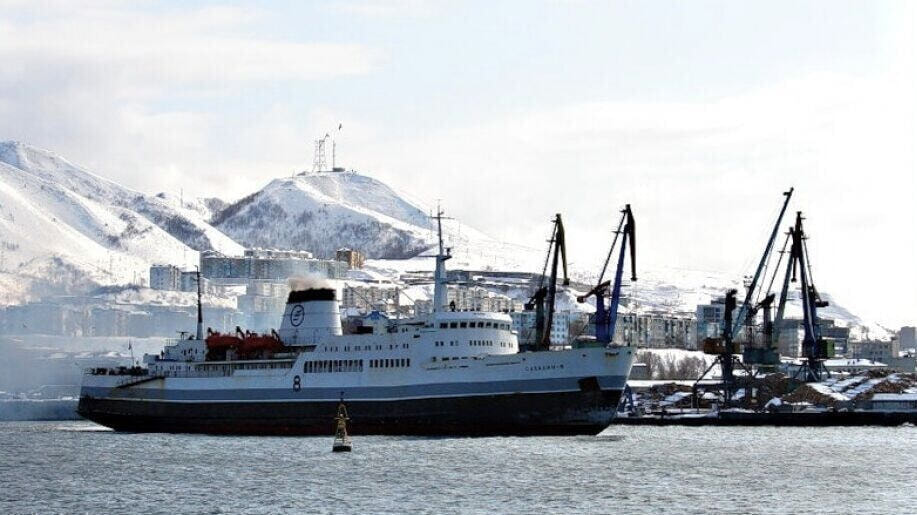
[693,189,793,407]
[739,189,795,367]
[775,211,831,382]
[732,188,794,347]
[692,289,756,406]
[577,204,637,346]
[525,214,569,351]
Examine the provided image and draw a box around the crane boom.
[731,188,793,340]
[526,214,569,351]
[577,205,636,345]
[607,205,636,341]
[540,214,568,350]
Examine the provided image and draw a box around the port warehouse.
[1,246,914,373]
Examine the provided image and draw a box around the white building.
[414,286,517,316]
[446,286,516,313]
[510,309,587,347]
[342,284,401,313]
[616,312,696,349]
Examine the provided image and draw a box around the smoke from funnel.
[288,275,333,291]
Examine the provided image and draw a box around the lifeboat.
[205,329,242,351]
[238,332,284,354]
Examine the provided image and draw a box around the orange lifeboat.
[205,330,242,351]
[239,332,284,354]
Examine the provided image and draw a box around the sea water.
[0,421,913,514]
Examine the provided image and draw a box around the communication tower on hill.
[312,134,329,173]
[311,123,345,173]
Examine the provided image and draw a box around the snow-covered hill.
[213,170,542,267]
[213,172,434,258]
[0,142,242,255]
[0,141,242,303]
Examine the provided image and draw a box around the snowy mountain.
[0,141,242,303]
[0,142,242,255]
[213,172,433,258]
[212,170,542,267]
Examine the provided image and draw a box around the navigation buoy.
[332,397,352,453]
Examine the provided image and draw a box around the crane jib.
[730,188,794,341]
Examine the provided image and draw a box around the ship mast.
[431,207,452,313]
[195,266,203,340]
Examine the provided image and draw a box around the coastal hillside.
[0,141,242,303]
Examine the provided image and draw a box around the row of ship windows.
[324,344,411,352]
[304,360,364,373]
[439,321,511,330]
[370,358,410,368]
[303,358,411,373]
[434,340,514,348]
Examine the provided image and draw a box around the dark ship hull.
[78,388,622,436]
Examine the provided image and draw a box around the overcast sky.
[1,1,914,326]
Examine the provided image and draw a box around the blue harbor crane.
[577,204,636,346]
[524,214,569,351]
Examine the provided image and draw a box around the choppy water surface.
[0,421,913,514]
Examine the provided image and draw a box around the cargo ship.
[78,213,635,436]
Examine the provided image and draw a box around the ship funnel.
[278,287,343,345]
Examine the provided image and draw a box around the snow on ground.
[806,383,851,402]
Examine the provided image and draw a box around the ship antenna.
[431,205,453,313]
[195,266,203,340]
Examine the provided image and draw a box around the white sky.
[1,1,914,327]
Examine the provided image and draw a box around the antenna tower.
[312,135,329,172]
